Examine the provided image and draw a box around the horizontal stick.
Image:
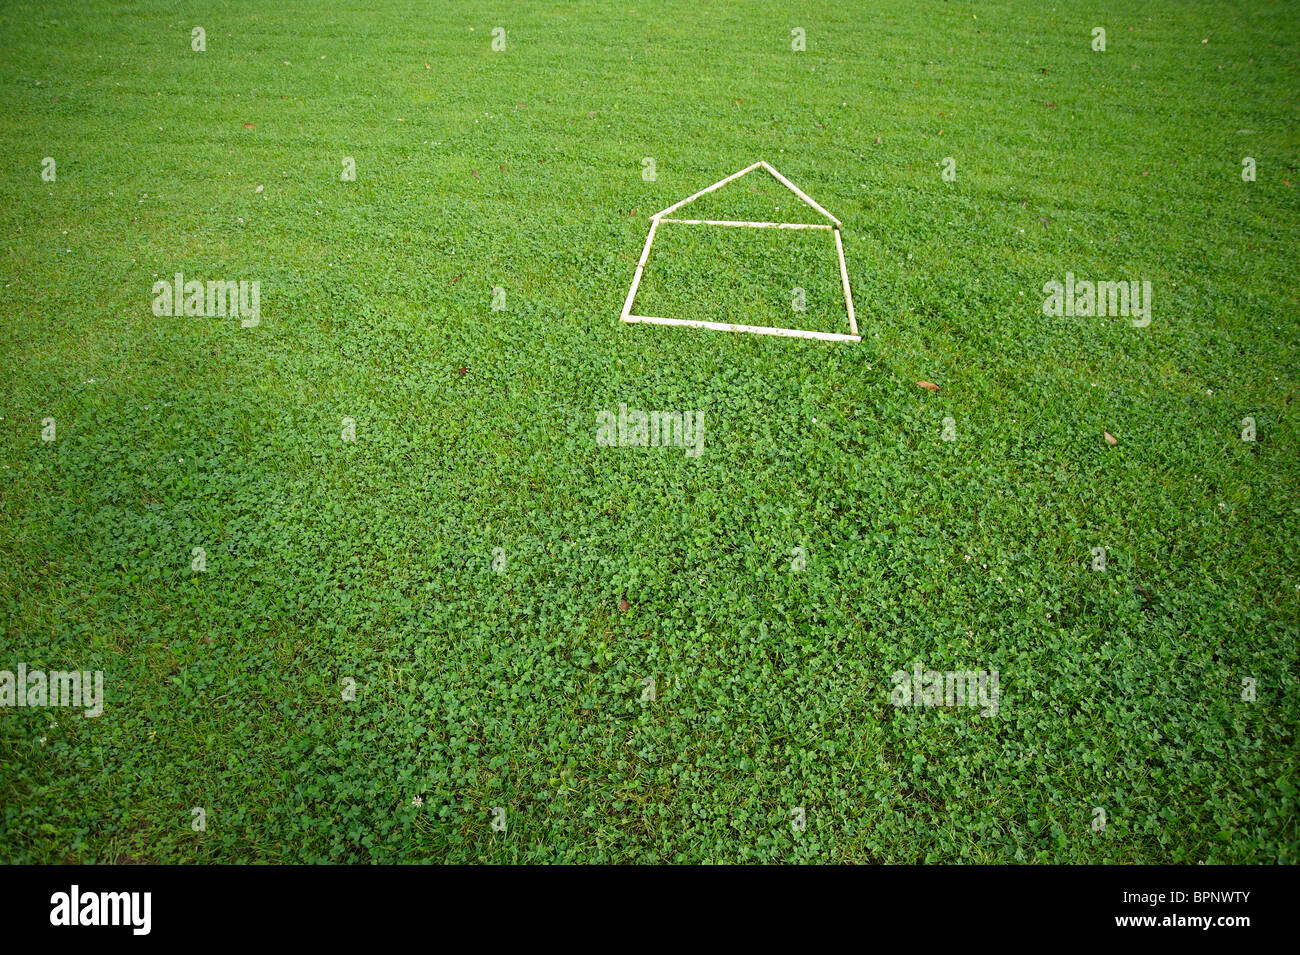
[657,218,832,230]
[625,314,860,343]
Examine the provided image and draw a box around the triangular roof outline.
[651,160,842,228]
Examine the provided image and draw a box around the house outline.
[620,160,859,343]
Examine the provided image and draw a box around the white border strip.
[625,314,861,343]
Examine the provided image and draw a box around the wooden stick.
[759,161,842,227]
[833,226,858,337]
[626,314,860,343]
[658,218,832,230]
[651,161,764,220]
[620,217,660,322]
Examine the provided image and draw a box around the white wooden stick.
[833,226,857,337]
[626,314,860,343]
[759,161,842,227]
[651,161,764,220]
[658,218,832,230]
[620,216,660,322]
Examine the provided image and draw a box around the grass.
[0,0,1297,864]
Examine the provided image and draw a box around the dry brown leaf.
[1104,431,1118,446]
[917,381,940,392]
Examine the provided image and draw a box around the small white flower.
[411,796,423,808]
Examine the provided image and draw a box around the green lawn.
[0,0,1297,863]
